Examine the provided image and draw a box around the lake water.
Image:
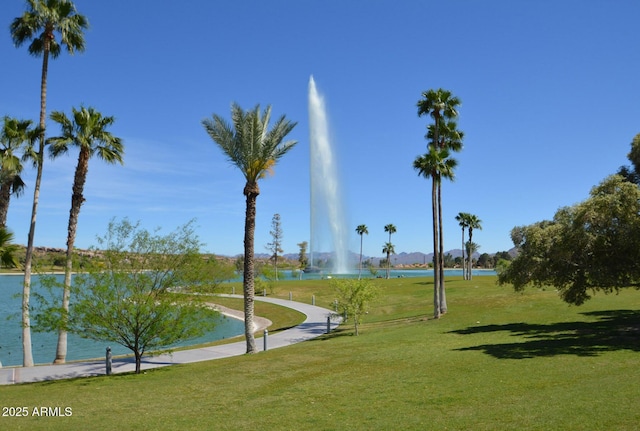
[0,274,244,367]
[288,268,496,280]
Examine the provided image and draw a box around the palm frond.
[204,103,297,183]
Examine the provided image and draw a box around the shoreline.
[208,302,272,333]
[0,302,271,368]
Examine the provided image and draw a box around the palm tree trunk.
[358,236,363,280]
[386,250,390,279]
[22,39,51,368]
[437,181,447,314]
[243,182,259,353]
[0,180,12,228]
[468,229,474,280]
[460,226,466,280]
[54,149,89,364]
[431,177,440,319]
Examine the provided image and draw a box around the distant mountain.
[262,247,518,265]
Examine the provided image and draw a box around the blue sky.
[1,1,639,259]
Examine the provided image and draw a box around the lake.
[0,274,244,367]
[287,268,497,279]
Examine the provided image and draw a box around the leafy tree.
[627,133,640,173]
[617,133,640,184]
[0,227,21,269]
[297,241,308,271]
[368,263,378,277]
[47,106,124,364]
[11,0,89,368]
[181,256,236,293]
[416,88,462,317]
[35,219,217,374]
[493,251,512,262]
[265,213,283,280]
[443,252,455,268]
[203,103,297,353]
[234,255,244,274]
[382,242,395,279]
[355,224,368,280]
[495,258,511,276]
[498,175,640,305]
[331,278,379,336]
[477,253,491,268]
[0,117,39,228]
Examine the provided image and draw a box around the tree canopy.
[35,219,217,373]
[332,278,379,336]
[498,175,640,305]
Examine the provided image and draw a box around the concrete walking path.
[0,295,340,385]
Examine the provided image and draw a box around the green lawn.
[1,276,639,430]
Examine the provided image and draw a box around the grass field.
[1,276,639,430]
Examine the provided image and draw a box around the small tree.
[297,241,308,269]
[331,278,379,336]
[35,219,217,374]
[265,213,283,280]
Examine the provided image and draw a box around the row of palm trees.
[455,212,482,280]
[355,223,398,280]
[7,2,480,365]
[7,0,296,362]
[7,0,126,367]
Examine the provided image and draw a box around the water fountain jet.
[308,76,350,274]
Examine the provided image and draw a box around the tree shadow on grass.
[450,309,640,359]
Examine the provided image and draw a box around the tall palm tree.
[384,224,396,278]
[203,103,297,353]
[11,0,89,367]
[455,212,471,280]
[0,117,40,228]
[414,146,457,318]
[47,106,124,364]
[382,241,395,279]
[427,120,464,308]
[356,224,368,280]
[417,89,461,317]
[466,214,482,279]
